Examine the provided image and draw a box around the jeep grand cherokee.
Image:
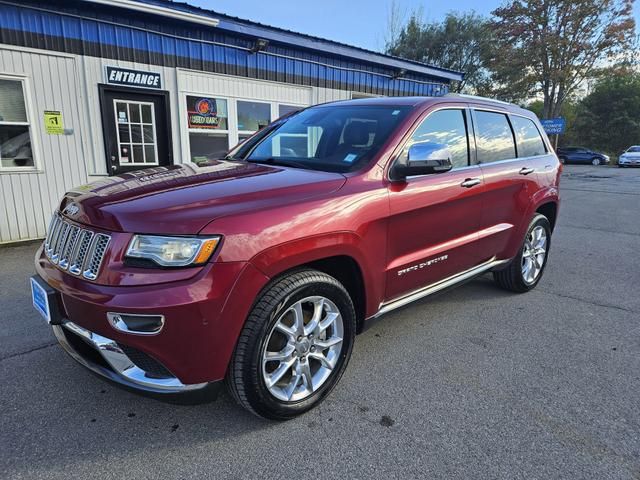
[31,95,560,419]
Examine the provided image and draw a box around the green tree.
[386,11,495,94]
[491,0,636,119]
[572,72,640,155]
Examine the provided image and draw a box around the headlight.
[126,235,221,267]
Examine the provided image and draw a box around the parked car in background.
[31,95,561,419]
[556,147,610,166]
[618,146,640,167]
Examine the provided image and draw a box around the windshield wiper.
[246,158,313,170]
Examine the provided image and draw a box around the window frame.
[388,106,475,180]
[469,108,518,164]
[0,73,40,173]
[112,99,159,166]
[508,114,548,159]
[182,93,231,163]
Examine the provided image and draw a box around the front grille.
[44,212,111,281]
[117,343,174,379]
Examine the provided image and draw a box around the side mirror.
[391,142,453,180]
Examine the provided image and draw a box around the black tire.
[592,157,601,166]
[227,269,356,420]
[493,214,552,293]
[559,156,567,164]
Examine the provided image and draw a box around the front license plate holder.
[30,275,64,325]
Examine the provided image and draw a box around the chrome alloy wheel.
[262,296,344,402]
[521,225,548,284]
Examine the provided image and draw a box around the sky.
[187,0,640,53]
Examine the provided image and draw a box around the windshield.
[627,146,640,153]
[232,104,411,173]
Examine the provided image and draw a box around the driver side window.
[401,109,470,168]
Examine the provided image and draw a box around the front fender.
[249,231,384,318]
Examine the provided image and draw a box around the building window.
[114,100,159,165]
[278,104,301,118]
[186,95,229,162]
[0,77,34,170]
[237,100,271,134]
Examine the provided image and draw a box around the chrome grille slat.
[59,225,80,269]
[44,212,110,281]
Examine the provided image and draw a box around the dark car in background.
[556,147,609,166]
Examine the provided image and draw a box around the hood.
[59,161,346,234]
[622,151,640,158]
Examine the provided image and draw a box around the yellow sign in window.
[44,110,64,135]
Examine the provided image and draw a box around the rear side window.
[511,116,546,157]
[402,109,469,168]
[474,111,516,163]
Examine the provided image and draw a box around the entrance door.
[99,85,172,175]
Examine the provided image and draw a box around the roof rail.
[444,93,516,107]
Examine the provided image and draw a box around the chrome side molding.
[374,257,509,318]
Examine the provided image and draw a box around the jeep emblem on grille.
[63,203,80,216]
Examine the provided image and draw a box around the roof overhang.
[84,0,220,28]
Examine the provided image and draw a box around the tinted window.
[474,111,516,163]
[244,105,411,173]
[628,146,640,152]
[511,116,546,157]
[402,109,469,168]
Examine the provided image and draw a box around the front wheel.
[227,269,356,420]
[592,157,601,166]
[493,214,551,293]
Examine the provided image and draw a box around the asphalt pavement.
[1,164,639,479]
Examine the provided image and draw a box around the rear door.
[472,109,549,257]
[385,106,487,301]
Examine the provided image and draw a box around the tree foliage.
[385,11,495,94]
[490,0,636,118]
[572,73,640,155]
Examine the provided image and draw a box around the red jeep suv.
[31,95,560,419]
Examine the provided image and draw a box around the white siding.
[0,47,358,243]
[0,47,87,243]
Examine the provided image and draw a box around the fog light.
[107,312,164,335]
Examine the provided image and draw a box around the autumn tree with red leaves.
[490,0,636,119]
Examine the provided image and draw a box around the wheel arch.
[535,201,558,232]
[249,233,380,333]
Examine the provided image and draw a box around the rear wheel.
[227,269,356,420]
[592,157,601,166]
[493,214,551,293]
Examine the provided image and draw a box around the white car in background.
[619,146,640,167]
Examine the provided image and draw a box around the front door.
[385,107,487,301]
[99,85,172,175]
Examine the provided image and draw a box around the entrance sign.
[105,66,162,89]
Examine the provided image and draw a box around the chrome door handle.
[519,167,535,175]
[461,177,481,188]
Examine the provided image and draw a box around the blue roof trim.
[0,1,452,96]
[132,0,465,82]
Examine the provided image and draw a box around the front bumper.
[35,243,271,389]
[53,320,221,403]
[619,158,640,166]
